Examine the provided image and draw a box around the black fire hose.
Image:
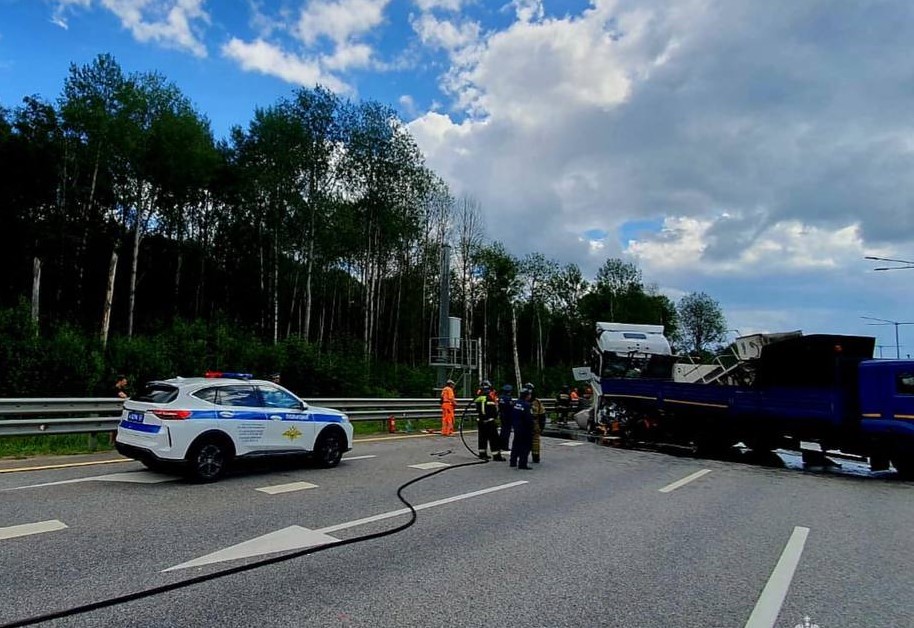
[1,447,488,627]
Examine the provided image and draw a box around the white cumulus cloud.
[297,0,390,45]
[52,0,210,57]
[222,37,350,93]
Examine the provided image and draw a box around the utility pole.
[437,244,451,390]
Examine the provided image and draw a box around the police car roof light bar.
[204,371,253,379]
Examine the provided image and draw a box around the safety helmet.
[562,384,570,392]
[523,382,534,391]
[480,379,492,388]
[502,384,513,392]
[446,379,455,385]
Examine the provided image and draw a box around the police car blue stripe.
[119,421,161,434]
[310,413,345,423]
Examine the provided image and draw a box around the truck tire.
[892,456,914,479]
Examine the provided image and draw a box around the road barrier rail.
[0,397,562,437]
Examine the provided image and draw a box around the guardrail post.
[88,432,98,451]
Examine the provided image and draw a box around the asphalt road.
[1,433,913,628]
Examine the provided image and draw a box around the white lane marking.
[658,469,712,493]
[744,526,811,628]
[560,442,584,447]
[409,461,450,470]
[256,481,319,495]
[342,455,376,461]
[7,471,176,490]
[163,526,340,571]
[317,480,528,535]
[164,480,528,571]
[0,519,68,541]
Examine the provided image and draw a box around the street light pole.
[861,316,914,360]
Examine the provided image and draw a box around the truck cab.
[858,360,914,474]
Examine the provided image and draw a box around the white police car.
[115,372,353,482]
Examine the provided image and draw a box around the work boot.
[532,454,540,463]
[493,453,505,461]
[478,452,490,460]
[518,465,533,470]
[509,461,517,467]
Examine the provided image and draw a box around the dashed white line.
[408,461,450,470]
[0,519,68,541]
[255,481,319,495]
[560,442,584,447]
[658,469,712,493]
[342,455,377,461]
[744,526,811,628]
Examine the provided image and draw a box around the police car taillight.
[152,409,192,420]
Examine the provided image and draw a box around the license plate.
[126,411,145,423]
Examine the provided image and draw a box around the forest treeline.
[0,54,725,397]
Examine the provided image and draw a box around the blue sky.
[3,0,914,351]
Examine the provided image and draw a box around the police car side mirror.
[299,400,309,411]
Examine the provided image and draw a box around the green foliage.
[0,307,438,398]
[676,291,727,354]
[0,54,732,403]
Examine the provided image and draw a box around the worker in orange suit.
[440,379,457,436]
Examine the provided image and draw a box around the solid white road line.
[316,480,528,535]
[0,519,68,541]
[164,480,528,571]
[744,526,811,628]
[408,461,450,470]
[342,455,377,461]
[255,481,319,495]
[560,442,584,447]
[7,471,177,490]
[658,469,712,493]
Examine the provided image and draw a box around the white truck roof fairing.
[595,322,671,356]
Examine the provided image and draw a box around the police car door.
[257,385,314,452]
[214,384,268,455]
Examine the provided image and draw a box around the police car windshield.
[132,383,179,404]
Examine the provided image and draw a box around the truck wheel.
[892,457,914,479]
[186,436,233,482]
[314,428,344,468]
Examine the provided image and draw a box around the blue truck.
[592,330,914,477]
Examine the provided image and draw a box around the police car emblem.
[282,426,303,441]
[282,426,301,440]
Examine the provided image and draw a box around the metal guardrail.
[0,396,564,437]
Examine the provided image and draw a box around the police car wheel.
[315,430,344,468]
[188,439,230,482]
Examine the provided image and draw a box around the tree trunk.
[127,204,143,339]
[100,249,118,348]
[75,147,101,315]
[303,201,316,342]
[174,244,183,318]
[511,303,522,389]
[31,257,42,332]
[273,227,279,345]
[286,270,300,339]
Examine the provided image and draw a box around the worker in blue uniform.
[510,388,534,470]
[498,384,514,453]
